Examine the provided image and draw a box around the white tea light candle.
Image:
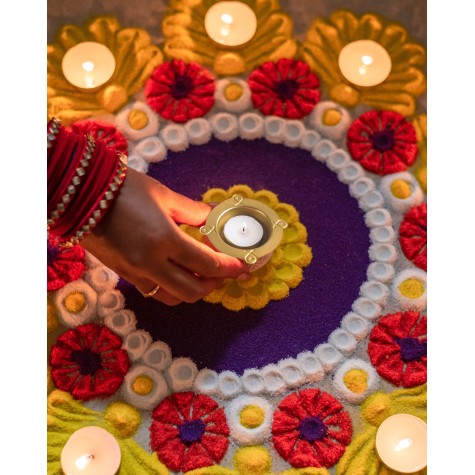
[338,40,391,87]
[375,414,427,473]
[204,1,257,46]
[62,42,116,89]
[60,426,121,475]
[223,215,264,247]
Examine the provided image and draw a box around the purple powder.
[118,138,370,374]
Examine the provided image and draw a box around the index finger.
[172,230,250,279]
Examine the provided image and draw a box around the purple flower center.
[172,74,194,99]
[47,242,61,266]
[179,419,206,444]
[274,79,299,100]
[371,129,395,151]
[395,337,427,362]
[71,349,102,375]
[299,416,327,442]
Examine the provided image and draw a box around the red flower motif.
[150,392,229,472]
[68,120,128,154]
[47,237,86,291]
[272,389,352,468]
[368,311,427,387]
[399,203,427,271]
[248,59,320,119]
[145,60,215,123]
[346,110,418,175]
[49,323,130,400]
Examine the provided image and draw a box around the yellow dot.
[399,278,425,299]
[343,369,368,394]
[63,291,87,313]
[239,404,265,428]
[390,179,412,199]
[132,375,154,395]
[127,109,149,130]
[224,83,244,102]
[105,401,142,438]
[322,108,343,126]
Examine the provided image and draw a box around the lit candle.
[338,40,392,87]
[200,194,287,271]
[204,1,257,46]
[223,215,264,247]
[375,414,427,473]
[60,426,121,475]
[62,42,116,89]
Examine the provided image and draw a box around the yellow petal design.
[47,390,169,475]
[300,10,426,116]
[181,186,312,310]
[336,384,427,475]
[48,15,163,125]
[162,0,297,76]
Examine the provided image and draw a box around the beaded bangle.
[47,134,96,229]
[47,118,128,248]
[65,151,128,246]
[47,117,61,149]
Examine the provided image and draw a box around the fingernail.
[237,273,250,281]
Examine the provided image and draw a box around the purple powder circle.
[299,416,327,442]
[179,419,206,444]
[118,138,370,375]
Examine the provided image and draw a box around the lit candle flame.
[221,13,233,24]
[75,453,94,471]
[82,61,95,72]
[361,55,373,66]
[394,437,413,452]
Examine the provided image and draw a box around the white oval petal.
[341,312,371,340]
[210,113,239,141]
[296,351,325,382]
[314,343,344,372]
[141,341,172,371]
[311,138,335,162]
[277,358,306,388]
[283,120,305,148]
[160,124,189,152]
[165,357,198,392]
[104,309,137,337]
[241,368,264,395]
[185,118,212,145]
[328,329,358,355]
[239,112,264,140]
[134,136,167,163]
[218,370,242,399]
[367,262,395,283]
[123,330,152,361]
[264,116,285,144]
[193,368,219,395]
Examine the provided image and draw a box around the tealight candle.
[375,414,427,473]
[338,40,392,87]
[62,41,116,89]
[200,194,287,271]
[223,215,264,247]
[60,426,121,475]
[204,1,257,46]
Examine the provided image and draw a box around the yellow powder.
[390,179,412,199]
[224,83,244,102]
[128,109,149,130]
[239,405,266,428]
[322,108,342,126]
[343,369,368,394]
[63,291,87,313]
[399,278,425,299]
[132,375,154,395]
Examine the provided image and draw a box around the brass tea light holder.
[200,194,288,272]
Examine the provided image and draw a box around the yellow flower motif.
[185,446,331,475]
[182,185,312,311]
[47,390,169,475]
[47,15,163,125]
[300,10,426,116]
[411,114,427,192]
[162,0,297,76]
[336,384,427,475]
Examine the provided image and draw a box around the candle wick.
[241,223,246,234]
[75,453,95,471]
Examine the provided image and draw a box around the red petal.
[152,397,184,425]
[272,430,301,458]
[181,443,214,472]
[155,437,186,472]
[200,433,229,462]
[150,421,180,449]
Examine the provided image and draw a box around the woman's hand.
[81,168,249,305]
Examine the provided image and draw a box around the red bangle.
[47,134,92,224]
[47,118,128,246]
